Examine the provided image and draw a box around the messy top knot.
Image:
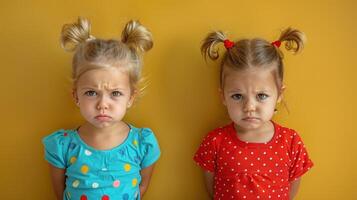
[60,17,94,52]
[200,27,306,89]
[60,17,153,93]
[121,20,153,53]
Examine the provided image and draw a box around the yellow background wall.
[1,0,356,199]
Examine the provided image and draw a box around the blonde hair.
[60,17,153,93]
[201,27,306,90]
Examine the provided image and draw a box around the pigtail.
[60,17,94,52]
[201,31,227,60]
[121,20,153,53]
[278,27,306,54]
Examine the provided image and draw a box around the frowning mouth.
[242,117,260,121]
[95,115,112,121]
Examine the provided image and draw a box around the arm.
[203,171,214,199]
[48,164,66,200]
[139,164,155,198]
[289,178,301,200]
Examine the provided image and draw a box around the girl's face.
[74,67,135,129]
[221,66,283,133]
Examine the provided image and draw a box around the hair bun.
[121,20,153,53]
[60,17,93,51]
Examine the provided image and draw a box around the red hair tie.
[224,39,234,49]
[271,40,281,48]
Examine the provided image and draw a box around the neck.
[234,121,273,136]
[79,121,128,138]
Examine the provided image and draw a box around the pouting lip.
[242,117,260,121]
[95,114,112,119]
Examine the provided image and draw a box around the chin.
[235,120,263,129]
[89,121,113,129]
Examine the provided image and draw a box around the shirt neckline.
[228,121,278,148]
[73,123,135,153]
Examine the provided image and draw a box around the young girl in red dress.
[194,28,313,200]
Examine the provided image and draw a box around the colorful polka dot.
[70,156,77,164]
[133,139,138,146]
[102,195,110,200]
[81,165,89,174]
[124,164,131,172]
[122,193,129,200]
[113,180,120,188]
[132,178,138,187]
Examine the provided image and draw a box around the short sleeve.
[139,128,161,168]
[42,130,69,169]
[193,131,218,173]
[288,131,314,181]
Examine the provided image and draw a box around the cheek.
[225,101,242,113]
[261,101,277,113]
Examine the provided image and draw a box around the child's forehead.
[76,67,130,89]
[223,67,278,89]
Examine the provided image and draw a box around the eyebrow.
[79,87,127,91]
[226,89,272,93]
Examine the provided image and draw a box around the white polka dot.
[72,180,80,188]
[92,182,99,188]
[85,149,92,156]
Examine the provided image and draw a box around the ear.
[219,88,227,106]
[127,90,137,108]
[277,85,286,103]
[72,88,80,106]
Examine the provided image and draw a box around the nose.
[97,95,109,110]
[243,98,256,113]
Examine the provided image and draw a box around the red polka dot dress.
[194,121,313,200]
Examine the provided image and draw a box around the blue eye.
[84,90,97,96]
[112,91,122,97]
[257,93,269,100]
[231,94,243,100]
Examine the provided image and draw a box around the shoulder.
[129,125,155,138]
[199,123,233,148]
[206,123,232,140]
[42,129,78,168]
[42,129,77,150]
[128,125,159,145]
[42,129,76,144]
[273,121,305,147]
[274,122,300,138]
